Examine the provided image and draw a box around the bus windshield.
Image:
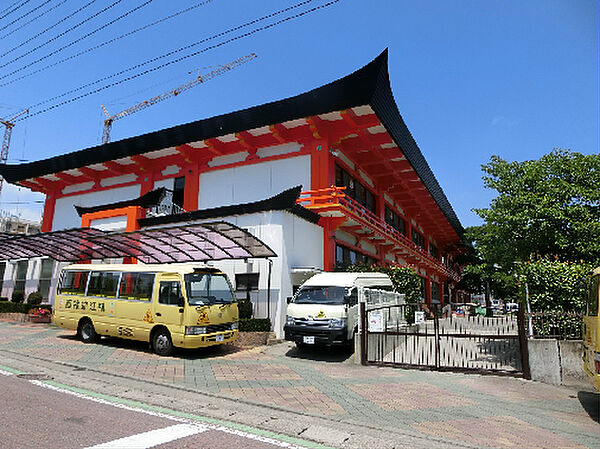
[184,273,234,306]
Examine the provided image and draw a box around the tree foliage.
[472,149,600,266]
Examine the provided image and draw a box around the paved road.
[0,321,598,449]
[0,368,325,449]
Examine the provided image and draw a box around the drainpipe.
[267,258,273,323]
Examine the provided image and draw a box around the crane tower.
[101,53,257,144]
[0,109,29,195]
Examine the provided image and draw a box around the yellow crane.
[101,53,257,144]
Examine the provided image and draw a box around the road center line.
[84,424,206,449]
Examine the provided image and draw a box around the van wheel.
[152,329,173,356]
[79,319,99,343]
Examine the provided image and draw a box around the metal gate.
[359,302,530,378]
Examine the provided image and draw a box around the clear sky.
[0,0,598,228]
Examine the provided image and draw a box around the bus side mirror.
[287,297,293,304]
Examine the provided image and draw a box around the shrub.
[0,301,51,314]
[237,299,253,319]
[11,290,25,303]
[27,291,43,305]
[239,318,271,332]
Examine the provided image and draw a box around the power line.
[1,0,153,76]
[23,0,319,109]
[0,0,215,86]
[17,0,340,121]
[0,0,31,21]
[0,0,68,40]
[0,0,101,61]
[0,0,53,33]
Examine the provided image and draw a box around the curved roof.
[0,49,463,238]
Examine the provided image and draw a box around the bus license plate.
[216,335,224,342]
[303,336,315,344]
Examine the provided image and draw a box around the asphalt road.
[0,368,321,449]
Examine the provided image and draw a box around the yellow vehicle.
[583,268,600,391]
[53,263,238,356]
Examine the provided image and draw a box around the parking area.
[0,321,598,449]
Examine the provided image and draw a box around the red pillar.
[320,217,345,272]
[41,192,57,232]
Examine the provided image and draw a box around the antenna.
[101,53,257,144]
[0,108,29,195]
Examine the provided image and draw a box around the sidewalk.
[0,321,598,449]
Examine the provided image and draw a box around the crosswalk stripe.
[84,423,207,449]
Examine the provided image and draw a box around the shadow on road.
[578,391,599,423]
[284,344,354,363]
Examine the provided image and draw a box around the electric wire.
[0,0,213,85]
[0,0,69,40]
[15,0,340,121]
[0,0,152,76]
[0,0,53,33]
[0,0,102,61]
[14,0,317,103]
[0,0,24,16]
[0,0,31,21]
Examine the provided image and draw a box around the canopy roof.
[0,222,276,263]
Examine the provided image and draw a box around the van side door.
[152,274,184,337]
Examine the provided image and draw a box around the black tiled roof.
[0,49,463,238]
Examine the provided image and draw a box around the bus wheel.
[78,319,98,343]
[152,328,173,356]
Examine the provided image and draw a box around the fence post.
[359,301,367,365]
[517,303,531,379]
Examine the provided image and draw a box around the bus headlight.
[185,326,207,335]
[329,318,346,328]
[230,321,238,330]
[286,315,295,326]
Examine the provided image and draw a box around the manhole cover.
[16,373,52,381]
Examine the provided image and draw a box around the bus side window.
[588,275,599,317]
[159,281,183,306]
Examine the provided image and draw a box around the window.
[419,277,426,302]
[431,281,440,303]
[335,164,376,214]
[412,230,425,250]
[15,260,28,292]
[385,205,406,235]
[158,281,183,305]
[173,176,185,210]
[0,262,5,296]
[235,273,259,302]
[38,259,54,300]
[588,275,599,317]
[118,273,155,301]
[335,244,377,270]
[429,244,439,259]
[59,271,90,295]
[87,272,120,297]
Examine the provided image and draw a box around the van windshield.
[184,273,234,306]
[294,286,353,305]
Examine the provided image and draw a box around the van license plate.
[303,336,315,344]
[216,335,224,342]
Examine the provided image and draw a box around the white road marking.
[29,380,311,449]
[0,369,14,376]
[84,423,206,449]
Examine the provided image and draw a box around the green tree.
[472,149,600,266]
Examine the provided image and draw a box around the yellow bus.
[583,268,600,391]
[53,263,238,356]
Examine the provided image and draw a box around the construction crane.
[0,108,29,195]
[101,53,257,144]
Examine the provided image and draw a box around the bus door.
[153,275,185,332]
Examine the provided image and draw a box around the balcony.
[297,186,460,281]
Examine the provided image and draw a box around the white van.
[284,272,393,346]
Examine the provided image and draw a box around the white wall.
[53,184,141,231]
[198,155,311,209]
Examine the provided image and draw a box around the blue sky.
[0,0,598,228]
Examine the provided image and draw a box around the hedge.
[0,301,52,314]
[239,318,271,332]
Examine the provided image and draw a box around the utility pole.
[101,53,257,144]
[0,109,29,195]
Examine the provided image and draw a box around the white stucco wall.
[198,154,311,209]
[52,184,141,231]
